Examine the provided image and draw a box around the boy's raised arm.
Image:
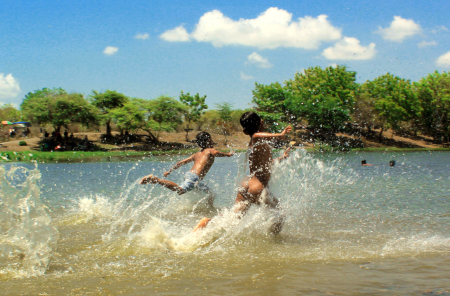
[252,125,292,141]
[273,147,291,163]
[212,150,234,157]
[164,155,195,177]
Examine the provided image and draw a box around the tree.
[216,102,234,143]
[0,104,21,122]
[21,88,96,132]
[89,90,129,136]
[415,71,450,142]
[285,65,357,131]
[353,82,386,134]
[179,91,208,141]
[365,73,421,139]
[252,82,294,131]
[148,96,185,139]
[109,100,145,134]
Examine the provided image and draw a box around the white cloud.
[103,46,118,55]
[247,52,273,68]
[240,72,254,80]
[431,25,448,34]
[0,73,21,100]
[160,25,190,42]
[436,51,450,67]
[135,33,149,40]
[161,8,341,49]
[322,37,376,60]
[376,16,421,42]
[418,40,438,48]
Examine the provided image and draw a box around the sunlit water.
[1,150,449,295]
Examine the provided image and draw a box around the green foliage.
[148,96,185,138]
[365,73,421,132]
[21,88,97,132]
[415,71,450,142]
[18,141,27,146]
[285,65,357,130]
[0,104,21,122]
[109,100,145,133]
[89,90,129,135]
[179,91,208,129]
[252,82,294,129]
[216,102,234,136]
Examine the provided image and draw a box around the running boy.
[194,111,292,233]
[140,132,234,195]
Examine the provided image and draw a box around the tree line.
[1,65,448,143]
[0,88,245,142]
[253,66,450,143]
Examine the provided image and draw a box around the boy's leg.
[193,217,211,232]
[140,174,184,194]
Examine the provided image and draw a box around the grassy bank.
[0,150,200,163]
[1,147,449,163]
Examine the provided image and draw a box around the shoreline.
[1,147,449,163]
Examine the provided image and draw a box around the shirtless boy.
[140,132,234,196]
[194,111,292,233]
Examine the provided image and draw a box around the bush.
[19,141,27,146]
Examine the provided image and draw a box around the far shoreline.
[1,147,450,163]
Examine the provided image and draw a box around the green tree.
[216,102,234,143]
[365,73,421,139]
[353,82,386,134]
[285,65,357,131]
[148,96,185,139]
[415,71,450,142]
[21,88,96,132]
[252,82,294,131]
[179,91,208,141]
[89,90,129,136]
[0,104,21,122]
[109,100,145,134]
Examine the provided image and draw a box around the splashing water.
[0,165,58,278]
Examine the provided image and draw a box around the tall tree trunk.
[106,120,111,136]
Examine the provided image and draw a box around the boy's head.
[240,111,262,135]
[196,132,213,148]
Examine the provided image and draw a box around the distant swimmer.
[140,132,234,197]
[361,160,374,166]
[194,111,292,234]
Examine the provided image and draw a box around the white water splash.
[0,165,58,278]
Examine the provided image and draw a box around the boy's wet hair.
[240,111,261,135]
[196,132,212,148]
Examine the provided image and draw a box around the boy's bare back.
[187,148,231,180]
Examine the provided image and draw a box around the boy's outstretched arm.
[252,125,292,141]
[273,147,291,163]
[212,150,234,157]
[163,154,195,177]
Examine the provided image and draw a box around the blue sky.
[1,0,449,109]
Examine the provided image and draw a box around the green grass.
[0,150,193,163]
[1,147,448,163]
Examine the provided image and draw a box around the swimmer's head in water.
[196,132,213,148]
[240,111,262,135]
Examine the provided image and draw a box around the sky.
[1,0,449,109]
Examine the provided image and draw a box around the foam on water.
[0,165,58,278]
[1,150,449,280]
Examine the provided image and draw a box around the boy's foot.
[140,174,158,184]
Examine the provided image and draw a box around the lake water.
[1,150,449,295]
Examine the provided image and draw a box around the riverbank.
[1,130,448,163]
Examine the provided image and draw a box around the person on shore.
[140,132,234,197]
[194,111,292,234]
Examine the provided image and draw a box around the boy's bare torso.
[190,148,218,180]
[248,138,273,186]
